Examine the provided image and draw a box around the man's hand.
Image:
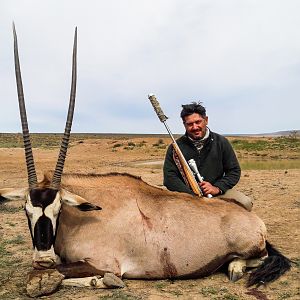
[199,181,220,197]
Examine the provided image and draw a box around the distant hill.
[226,130,300,137]
[267,130,300,136]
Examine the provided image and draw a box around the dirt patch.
[0,136,299,299]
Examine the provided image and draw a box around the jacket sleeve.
[213,138,241,193]
[163,144,194,195]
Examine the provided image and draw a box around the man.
[163,102,253,211]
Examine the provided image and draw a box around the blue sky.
[1,0,299,134]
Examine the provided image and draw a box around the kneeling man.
[163,102,252,211]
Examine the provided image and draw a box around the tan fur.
[50,171,267,279]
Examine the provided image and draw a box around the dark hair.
[180,102,206,121]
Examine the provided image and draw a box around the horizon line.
[0,130,299,137]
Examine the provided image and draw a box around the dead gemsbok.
[0,26,291,297]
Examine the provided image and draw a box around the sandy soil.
[0,137,299,300]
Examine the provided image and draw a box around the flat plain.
[0,133,299,300]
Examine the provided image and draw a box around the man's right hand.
[199,181,220,197]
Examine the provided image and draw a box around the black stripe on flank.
[33,215,54,251]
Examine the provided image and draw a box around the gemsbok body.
[0,25,291,296]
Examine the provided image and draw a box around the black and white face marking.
[26,188,61,247]
[1,184,102,268]
[25,188,62,267]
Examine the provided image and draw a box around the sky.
[1,0,299,135]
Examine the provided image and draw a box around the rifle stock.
[172,142,202,196]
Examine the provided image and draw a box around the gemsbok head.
[0,24,101,269]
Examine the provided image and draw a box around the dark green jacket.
[163,131,241,195]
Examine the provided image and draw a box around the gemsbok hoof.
[228,258,246,282]
[26,269,64,297]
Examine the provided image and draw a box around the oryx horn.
[51,27,77,189]
[13,23,38,189]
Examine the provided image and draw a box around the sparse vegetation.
[0,239,23,285]
[239,159,300,170]
[124,146,134,150]
[222,294,240,300]
[98,291,142,300]
[199,286,240,299]
[152,138,167,149]
[231,139,269,151]
[169,289,183,296]
[6,235,25,245]
[201,286,218,296]
[112,143,123,148]
[278,291,293,299]
[135,141,147,147]
[288,130,299,140]
[123,141,136,150]
[0,133,169,148]
[0,242,11,268]
[0,204,23,214]
[230,136,300,152]
[155,280,169,290]
[6,221,16,227]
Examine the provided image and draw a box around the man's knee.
[221,189,253,211]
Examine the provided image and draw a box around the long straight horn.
[13,23,37,189]
[51,27,77,189]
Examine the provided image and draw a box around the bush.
[153,139,165,147]
[112,143,123,148]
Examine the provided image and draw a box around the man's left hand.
[199,181,220,197]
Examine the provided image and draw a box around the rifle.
[148,94,202,197]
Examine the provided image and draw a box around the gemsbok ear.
[60,189,102,211]
[0,188,27,201]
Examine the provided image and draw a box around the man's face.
[183,113,208,140]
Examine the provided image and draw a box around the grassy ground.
[0,133,299,299]
[1,133,299,171]
[0,133,172,149]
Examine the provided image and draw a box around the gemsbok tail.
[247,241,291,287]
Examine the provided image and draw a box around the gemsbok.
[0,25,291,297]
